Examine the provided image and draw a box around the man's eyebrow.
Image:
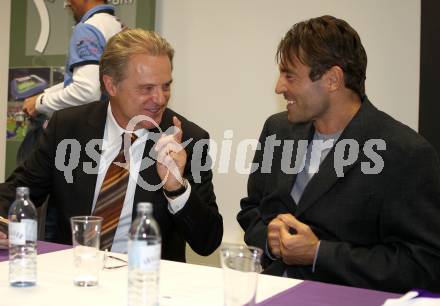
[280,67,294,74]
[140,79,173,87]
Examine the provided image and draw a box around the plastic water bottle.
[128,202,161,306]
[8,187,38,287]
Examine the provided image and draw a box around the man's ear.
[324,66,344,92]
[102,75,117,97]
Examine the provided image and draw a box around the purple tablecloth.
[257,280,401,306]
[0,243,407,305]
[0,240,71,262]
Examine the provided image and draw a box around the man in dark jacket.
[1,29,223,261]
[238,15,440,293]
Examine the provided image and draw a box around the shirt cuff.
[164,179,191,214]
[312,240,321,273]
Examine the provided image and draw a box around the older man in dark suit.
[238,15,440,293]
[0,29,223,262]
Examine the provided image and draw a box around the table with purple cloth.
[0,241,405,306]
[257,280,401,306]
[0,240,71,262]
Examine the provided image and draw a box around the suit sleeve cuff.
[312,240,321,272]
[265,239,280,260]
[165,179,191,214]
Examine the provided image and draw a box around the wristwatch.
[163,180,188,198]
[38,94,45,106]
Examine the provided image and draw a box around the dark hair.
[276,15,367,98]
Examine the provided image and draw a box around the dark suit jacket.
[0,101,223,262]
[238,99,440,293]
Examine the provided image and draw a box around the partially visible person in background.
[22,0,123,119]
[20,0,123,241]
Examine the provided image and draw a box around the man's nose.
[152,87,167,104]
[275,76,286,94]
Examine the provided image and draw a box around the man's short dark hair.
[277,15,367,98]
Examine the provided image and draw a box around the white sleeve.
[164,179,192,214]
[44,82,64,93]
[35,64,101,116]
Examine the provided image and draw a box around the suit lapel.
[295,149,342,216]
[133,136,159,215]
[277,122,314,212]
[295,100,370,217]
[74,101,108,212]
[132,109,173,217]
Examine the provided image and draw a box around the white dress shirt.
[91,104,191,253]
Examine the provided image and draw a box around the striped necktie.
[93,133,137,251]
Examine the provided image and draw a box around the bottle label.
[9,220,37,245]
[128,241,161,272]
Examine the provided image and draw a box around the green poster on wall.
[6,0,156,177]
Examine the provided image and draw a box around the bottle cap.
[16,186,30,197]
[137,202,153,214]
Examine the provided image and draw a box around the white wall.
[0,0,11,182]
[155,0,421,245]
